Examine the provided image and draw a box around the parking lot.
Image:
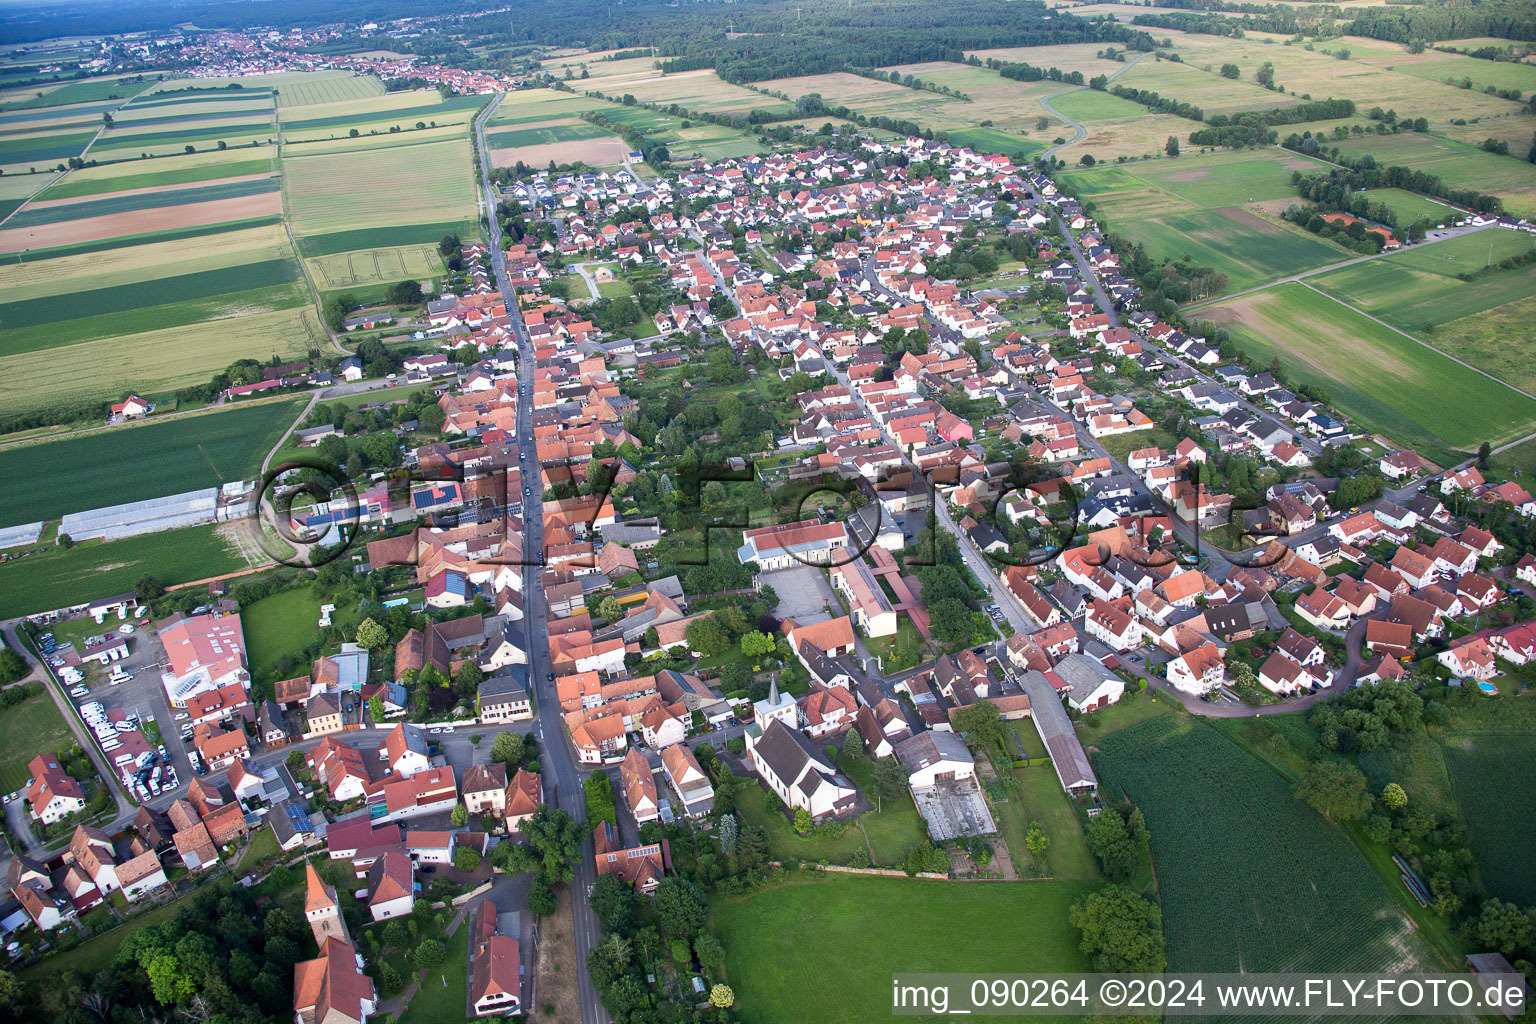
[762,563,839,625]
[35,614,195,809]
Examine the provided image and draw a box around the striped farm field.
[87,117,276,156]
[284,135,477,238]
[0,182,282,251]
[488,88,609,126]
[1204,282,1536,457]
[7,176,280,228]
[0,169,57,222]
[0,129,97,167]
[1094,715,1440,975]
[38,155,274,200]
[120,88,275,110]
[0,260,306,355]
[305,244,444,291]
[0,75,158,112]
[0,306,322,418]
[143,72,384,108]
[278,92,486,140]
[293,221,478,259]
[0,215,283,263]
[487,120,613,149]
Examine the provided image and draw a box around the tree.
[287,749,306,774]
[1165,135,1180,157]
[378,960,403,994]
[842,729,863,761]
[383,920,409,949]
[1381,782,1408,810]
[438,234,461,258]
[589,873,637,931]
[793,807,814,834]
[694,932,725,967]
[386,280,424,306]
[684,616,730,656]
[491,729,526,767]
[1296,761,1373,821]
[740,630,776,659]
[597,596,624,622]
[1036,116,1050,131]
[652,876,708,937]
[450,803,469,827]
[453,846,482,871]
[870,758,911,812]
[1070,885,1167,973]
[1220,63,1241,79]
[710,984,736,1008]
[0,649,25,686]
[355,618,388,651]
[523,806,583,882]
[368,695,385,724]
[1026,824,1051,859]
[412,940,445,970]
[1479,441,1492,467]
[134,574,165,600]
[1085,809,1138,880]
[954,700,1007,752]
[147,953,195,1005]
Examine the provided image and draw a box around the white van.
[101,740,121,752]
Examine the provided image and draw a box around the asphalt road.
[473,94,610,1024]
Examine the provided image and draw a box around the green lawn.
[0,398,306,529]
[399,918,471,1024]
[996,721,1100,882]
[21,888,191,984]
[836,754,929,867]
[241,584,323,683]
[1205,281,1536,460]
[0,688,73,794]
[0,522,255,619]
[1357,188,1457,227]
[1048,88,1151,122]
[712,873,1098,1024]
[236,823,282,870]
[734,783,870,866]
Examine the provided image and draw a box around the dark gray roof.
[1018,670,1096,792]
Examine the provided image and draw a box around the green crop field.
[1094,715,1437,974]
[945,125,1046,158]
[87,119,276,155]
[713,874,1097,1024]
[1330,133,1536,217]
[0,129,96,166]
[1311,230,1536,336]
[122,89,274,109]
[1445,734,1536,906]
[4,176,280,229]
[1205,282,1536,459]
[0,397,305,527]
[278,93,485,134]
[0,306,321,419]
[0,76,156,111]
[284,136,477,237]
[0,521,257,619]
[293,221,478,259]
[38,158,273,200]
[149,72,383,108]
[0,688,73,795]
[242,584,323,683]
[1129,207,1345,292]
[1062,148,1332,217]
[0,258,302,351]
[486,121,611,149]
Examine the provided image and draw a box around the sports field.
[0,306,320,419]
[1204,281,1536,457]
[1310,228,1536,334]
[0,397,305,527]
[1445,734,1536,907]
[713,874,1097,1024]
[1095,715,1438,975]
[0,521,257,620]
[284,135,478,238]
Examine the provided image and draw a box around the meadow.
[1111,56,1293,116]
[1445,734,1536,906]
[541,56,788,118]
[0,75,158,111]
[1430,293,1536,396]
[1330,132,1536,217]
[1094,715,1436,974]
[1357,188,1457,226]
[0,397,305,527]
[284,135,478,240]
[241,584,323,683]
[0,522,257,619]
[1310,228,1536,335]
[488,88,608,125]
[0,306,319,419]
[0,688,73,795]
[1204,282,1536,458]
[713,874,1097,1024]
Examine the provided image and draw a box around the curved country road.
[1041,52,1151,159]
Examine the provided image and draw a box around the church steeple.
[305,863,350,946]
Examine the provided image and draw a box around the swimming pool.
[1477,680,1498,696]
